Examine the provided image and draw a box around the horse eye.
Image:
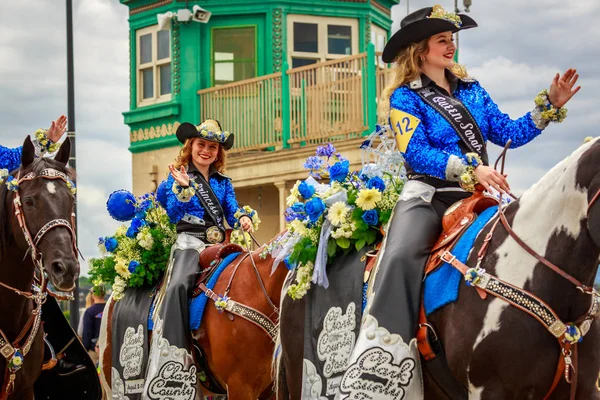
[23,196,34,206]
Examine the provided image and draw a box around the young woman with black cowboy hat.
[142,119,254,396]
[342,5,580,397]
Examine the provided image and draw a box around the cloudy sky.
[1,0,598,276]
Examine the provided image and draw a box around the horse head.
[1,137,79,292]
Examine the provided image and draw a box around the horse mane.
[0,157,76,259]
[519,137,600,204]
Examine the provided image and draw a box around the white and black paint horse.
[425,137,600,399]
[276,137,600,399]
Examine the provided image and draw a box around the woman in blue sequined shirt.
[143,119,254,395]
[0,115,67,171]
[350,5,581,396]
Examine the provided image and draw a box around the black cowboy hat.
[176,119,235,150]
[382,5,477,63]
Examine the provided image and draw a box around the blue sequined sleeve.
[476,82,543,148]
[0,145,22,171]
[390,87,459,180]
[220,178,240,228]
[164,174,202,224]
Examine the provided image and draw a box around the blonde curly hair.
[378,37,469,120]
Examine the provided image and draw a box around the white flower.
[112,276,127,301]
[327,202,349,227]
[115,225,128,237]
[114,257,131,279]
[289,219,307,235]
[136,229,154,250]
[286,181,301,207]
[356,188,382,210]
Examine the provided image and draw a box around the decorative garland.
[534,89,568,123]
[459,152,483,192]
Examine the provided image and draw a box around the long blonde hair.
[378,37,469,120]
[173,138,227,173]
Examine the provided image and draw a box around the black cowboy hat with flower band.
[382,4,478,63]
[175,119,235,150]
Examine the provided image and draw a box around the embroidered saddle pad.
[423,206,498,315]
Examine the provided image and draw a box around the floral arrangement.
[89,190,177,300]
[34,128,60,153]
[428,4,462,28]
[230,205,261,246]
[264,143,405,300]
[534,89,568,123]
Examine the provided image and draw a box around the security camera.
[192,5,211,23]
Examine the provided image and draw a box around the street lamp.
[454,0,472,62]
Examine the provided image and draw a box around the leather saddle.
[425,189,499,276]
[192,229,245,297]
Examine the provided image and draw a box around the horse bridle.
[0,167,78,397]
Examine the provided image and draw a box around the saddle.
[425,189,499,276]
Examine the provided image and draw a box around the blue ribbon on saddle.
[189,252,241,330]
[147,252,241,331]
[423,206,498,315]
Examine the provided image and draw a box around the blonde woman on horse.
[0,115,67,171]
[347,4,581,397]
[142,119,253,396]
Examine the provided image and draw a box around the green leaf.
[327,239,337,257]
[365,229,377,245]
[355,239,366,251]
[336,237,350,249]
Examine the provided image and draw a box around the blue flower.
[303,156,324,173]
[135,198,152,219]
[329,160,350,182]
[362,209,379,226]
[104,237,118,253]
[316,143,336,157]
[128,260,140,273]
[298,181,315,199]
[106,190,137,222]
[291,202,305,213]
[156,180,169,209]
[367,176,386,192]
[284,256,295,270]
[305,197,326,222]
[126,218,146,238]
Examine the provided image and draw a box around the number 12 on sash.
[390,109,421,153]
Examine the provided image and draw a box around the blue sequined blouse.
[390,73,545,181]
[164,167,240,228]
[0,146,22,172]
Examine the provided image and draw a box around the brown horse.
[99,237,289,399]
[276,138,600,399]
[0,137,79,400]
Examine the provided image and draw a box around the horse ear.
[21,136,35,168]
[54,138,71,165]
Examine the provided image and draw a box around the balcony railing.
[197,44,393,154]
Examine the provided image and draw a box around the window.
[287,15,358,67]
[371,24,388,66]
[212,27,257,86]
[136,26,171,106]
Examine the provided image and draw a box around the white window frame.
[287,14,359,67]
[371,24,387,67]
[136,25,172,107]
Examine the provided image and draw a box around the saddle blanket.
[423,206,498,315]
[147,251,241,331]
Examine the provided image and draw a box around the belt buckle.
[206,226,224,244]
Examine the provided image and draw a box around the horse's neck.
[0,246,36,337]
[494,154,599,316]
[257,253,289,306]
